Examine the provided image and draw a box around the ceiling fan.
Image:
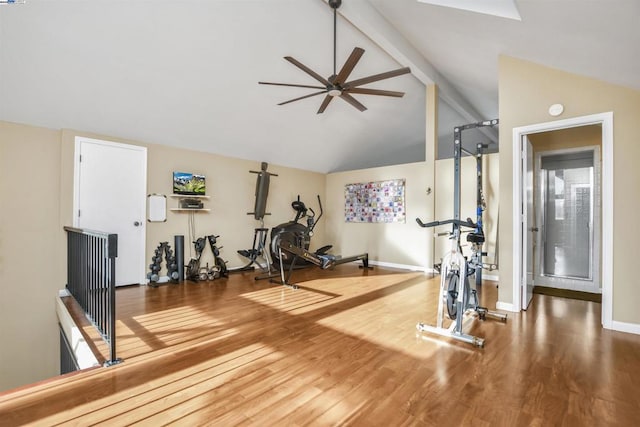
[259,0,411,114]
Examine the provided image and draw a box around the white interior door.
[522,136,534,309]
[74,137,147,286]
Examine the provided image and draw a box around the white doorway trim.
[511,112,613,329]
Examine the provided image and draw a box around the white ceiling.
[1,0,638,172]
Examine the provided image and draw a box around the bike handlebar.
[416,218,477,229]
[308,195,323,233]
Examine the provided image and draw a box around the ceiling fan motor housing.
[329,0,342,9]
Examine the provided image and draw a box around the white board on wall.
[148,194,167,222]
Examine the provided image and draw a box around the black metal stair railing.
[64,226,122,366]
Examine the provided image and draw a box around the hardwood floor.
[1,265,639,426]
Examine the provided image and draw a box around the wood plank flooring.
[1,265,639,426]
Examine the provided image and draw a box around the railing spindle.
[64,226,122,366]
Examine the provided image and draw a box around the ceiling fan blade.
[259,81,326,90]
[277,90,328,106]
[317,95,334,114]
[334,47,365,85]
[284,56,331,86]
[347,88,405,97]
[344,67,411,89]
[339,93,367,112]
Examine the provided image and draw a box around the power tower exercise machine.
[462,137,498,286]
[235,162,278,274]
[416,119,506,347]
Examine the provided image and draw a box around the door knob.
[530,227,539,232]
[134,221,141,226]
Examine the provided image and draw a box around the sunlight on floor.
[35,342,282,426]
[239,285,338,314]
[128,305,231,347]
[241,272,440,360]
[240,272,423,316]
[312,273,440,360]
[115,319,153,354]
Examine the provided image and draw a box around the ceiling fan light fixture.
[328,88,342,97]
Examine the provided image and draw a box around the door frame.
[524,136,534,309]
[511,112,613,329]
[73,136,148,285]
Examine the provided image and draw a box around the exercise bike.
[416,217,507,347]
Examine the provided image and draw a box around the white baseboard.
[368,260,429,272]
[367,261,498,280]
[227,261,269,271]
[610,320,640,335]
[496,301,518,312]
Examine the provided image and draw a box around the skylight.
[417,0,522,21]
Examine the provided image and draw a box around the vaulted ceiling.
[1,0,638,172]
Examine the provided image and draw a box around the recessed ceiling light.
[417,0,522,21]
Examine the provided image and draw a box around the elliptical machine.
[265,194,369,288]
[269,195,331,267]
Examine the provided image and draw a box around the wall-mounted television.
[173,172,206,195]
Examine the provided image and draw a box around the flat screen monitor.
[173,172,206,195]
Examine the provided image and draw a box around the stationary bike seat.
[466,232,485,244]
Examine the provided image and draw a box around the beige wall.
[325,162,431,269]
[498,56,640,324]
[59,130,326,273]
[1,122,326,392]
[323,86,437,271]
[0,121,63,390]
[434,153,500,275]
[326,85,438,270]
